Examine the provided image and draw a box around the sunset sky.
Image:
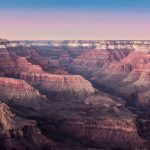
[0,0,150,40]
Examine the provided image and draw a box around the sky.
[0,0,150,40]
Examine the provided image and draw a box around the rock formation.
[0,39,150,149]
[0,101,55,150]
[0,77,47,108]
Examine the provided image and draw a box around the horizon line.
[1,38,150,41]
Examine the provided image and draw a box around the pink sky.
[0,11,150,40]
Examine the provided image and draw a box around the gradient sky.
[0,0,150,40]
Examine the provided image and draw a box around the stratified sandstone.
[0,39,150,150]
[17,57,95,100]
[0,44,95,101]
[0,77,47,108]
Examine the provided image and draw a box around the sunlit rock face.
[0,101,35,130]
[0,39,150,150]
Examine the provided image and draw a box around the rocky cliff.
[0,45,95,101]
[0,39,150,150]
[0,77,47,108]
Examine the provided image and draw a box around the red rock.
[0,39,150,149]
[0,77,47,108]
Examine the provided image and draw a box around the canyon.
[0,39,150,149]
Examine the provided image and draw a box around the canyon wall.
[0,39,150,149]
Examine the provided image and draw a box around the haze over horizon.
[0,0,150,40]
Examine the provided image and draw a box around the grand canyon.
[0,39,149,150]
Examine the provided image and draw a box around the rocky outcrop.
[83,94,124,108]
[0,101,35,130]
[0,102,55,150]
[0,77,47,108]
[20,73,95,101]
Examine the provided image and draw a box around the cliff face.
[0,46,95,101]
[20,73,95,101]
[0,39,150,149]
[39,116,146,150]
[89,51,150,111]
[0,77,47,108]
[17,57,95,100]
